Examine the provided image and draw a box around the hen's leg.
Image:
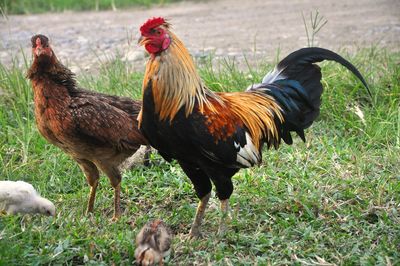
[178,161,212,238]
[143,145,152,167]
[77,159,99,215]
[100,165,122,221]
[112,183,121,221]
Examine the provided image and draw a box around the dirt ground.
[0,0,399,72]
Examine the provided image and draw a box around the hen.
[27,34,149,220]
[137,18,370,236]
[0,180,55,216]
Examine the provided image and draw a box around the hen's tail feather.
[251,47,370,145]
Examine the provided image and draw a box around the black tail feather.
[278,47,371,97]
[252,47,370,145]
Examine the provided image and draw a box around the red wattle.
[145,44,160,54]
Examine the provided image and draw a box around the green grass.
[0,0,179,15]
[0,48,399,265]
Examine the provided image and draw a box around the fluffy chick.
[0,181,55,216]
[135,220,172,266]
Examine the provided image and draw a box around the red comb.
[36,38,42,47]
[140,17,166,33]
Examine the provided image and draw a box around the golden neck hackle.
[142,31,219,122]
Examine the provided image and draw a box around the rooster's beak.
[138,36,144,45]
[138,36,149,46]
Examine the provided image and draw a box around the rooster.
[137,18,370,237]
[27,34,150,220]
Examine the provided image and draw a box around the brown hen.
[27,34,149,220]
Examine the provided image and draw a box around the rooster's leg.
[209,169,236,236]
[178,161,212,238]
[77,159,100,215]
[218,199,230,236]
[189,192,211,238]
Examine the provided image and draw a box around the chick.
[135,220,172,266]
[0,181,55,216]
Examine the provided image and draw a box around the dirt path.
[0,0,399,72]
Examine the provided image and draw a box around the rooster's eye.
[150,28,161,35]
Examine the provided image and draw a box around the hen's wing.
[72,89,142,117]
[70,95,147,151]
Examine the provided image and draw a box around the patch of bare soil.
[0,0,399,72]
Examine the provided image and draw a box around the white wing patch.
[245,66,287,91]
[234,132,261,167]
[261,67,287,84]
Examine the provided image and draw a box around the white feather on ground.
[0,181,55,216]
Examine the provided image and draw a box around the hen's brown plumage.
[27,34,149,220]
